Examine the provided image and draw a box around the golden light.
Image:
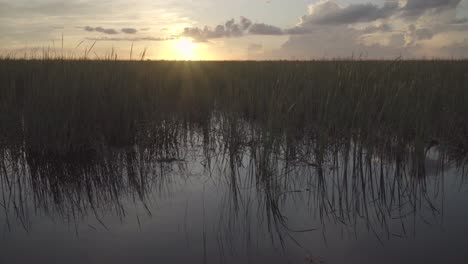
[174,37,196,60]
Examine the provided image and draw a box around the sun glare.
[174,37,196,60]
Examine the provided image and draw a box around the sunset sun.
[174,37,196,60]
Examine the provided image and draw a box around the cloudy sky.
[1,0,468,60]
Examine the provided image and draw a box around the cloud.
[451,18,468,24]
[122,28,138,34]
[94,27,118,35]
[40,0,464,59]
[411,27,435,40]
[280,1,400,35]
[269,30,417,60]
[283,26,316,35]
[255,0,466,59]
[224,18,243,36]
[175,0,468,58]
[178,0,465,43]
[361,23,393,34]
[263,0,468,59]
[182,26,225,41]
[84,26,119,35]
[300,1,399,26]
[287,0,464,29]
[240,17,253,30]
[181,19,236,42]
[249,23,284,35]
[83,26,139,35]
[402,0,463,17]
[388,33,406,47]
[182,17,282,41]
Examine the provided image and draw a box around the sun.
[174,37,196,60]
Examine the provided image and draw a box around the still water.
[1,120,468,264]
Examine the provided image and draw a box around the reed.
[0,58,467,242]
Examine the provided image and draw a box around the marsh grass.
[0,58,467,246]
[2,59,467,147]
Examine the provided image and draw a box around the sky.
[1,0,468,60]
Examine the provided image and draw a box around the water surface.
[1,117,467,264]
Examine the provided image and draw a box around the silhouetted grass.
[1,58,467,243]
[2,59,467,152]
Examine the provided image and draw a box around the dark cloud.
[240,16,252,30]
[225,18,243,36]
[84,26,119,35]
[84,26,140,35]
[182,25,225,41]
[182,17,286,40]
[292,0,463,27]
[95,27,118,35]
[405,16,468,41]
[278,1,400,36]
[249,23,284,35]
[402,0,462,17]
[298,1,399,27]
[182,17,254,41]
[122,28,138,34]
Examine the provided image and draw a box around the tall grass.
[1,59,467,151]
[0,58,467,240]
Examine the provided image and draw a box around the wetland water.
[1,117,468,264]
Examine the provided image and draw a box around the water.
[1,119,468,264]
